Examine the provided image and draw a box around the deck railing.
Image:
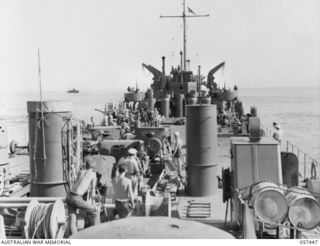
[262,126,319,181]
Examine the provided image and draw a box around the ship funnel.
[197,65,201,95]
[250,107,258,117]
[27,100,72,197]
[248,117,262,142]
[162,56,166,87]
[187,59,190,71]
[186,104,218,196]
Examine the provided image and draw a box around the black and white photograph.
[0,0,319,243]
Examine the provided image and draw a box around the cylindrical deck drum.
[161,98,170,118]
[250,107,258,117]
[286,188,320,230]
[27,100,72,197]
[250,182,288,225]
[175,94,185,117]
[187,97,197,105]
[147,98,156,111]
[0,108,8,166]
[200,97,212,105]
[186,105,217,196]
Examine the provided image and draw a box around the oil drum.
[27,100,72,197]
[186,105,217,196]
[286,187,320,230]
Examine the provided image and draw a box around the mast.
[37,48,47,162]
[182,0,187,71]
[160,0,209,71]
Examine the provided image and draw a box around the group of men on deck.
[66,128,183,235]
[66,147,148,235]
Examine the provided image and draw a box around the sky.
[0,0,319,92]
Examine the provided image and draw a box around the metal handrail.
[261,125,319,181]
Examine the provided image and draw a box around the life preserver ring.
[311,162,317,180]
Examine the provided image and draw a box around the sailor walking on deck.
[172,131,183,174]
[112,163,135,218]
[272,122,284,143]
[66,158,100,235]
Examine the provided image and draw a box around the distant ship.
[67,88,79,93]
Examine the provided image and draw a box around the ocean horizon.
[0,86,319,161]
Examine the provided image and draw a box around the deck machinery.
[1,0,320,240]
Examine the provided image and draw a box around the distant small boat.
[67,88,79,93]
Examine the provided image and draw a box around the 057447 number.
[300,240,318,245]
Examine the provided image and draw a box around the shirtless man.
[112,163,135,218]
[118,148,141,196]
[66,158,100,235]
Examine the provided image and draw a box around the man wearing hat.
[66,157,100,235]
[118,148,141,196]
[273,122,284,143]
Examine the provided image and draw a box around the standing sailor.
[112,163,135,218]
[272,122,284,143]
[66,158,100,235]
[172,131,183,174]
[102,113,109,126]
[108,112,114,126]
[118,148,141,196]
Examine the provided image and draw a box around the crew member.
[154,109,160,127]
[118,148,141,196]
[66,158,100,235]
[108,112,114,126]
[90,116,95,127]
[102,114,109,126]
[112,164,135,218]
[273,122,284,143]
[172,131,182,174]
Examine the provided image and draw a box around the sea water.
[1,86,319,161]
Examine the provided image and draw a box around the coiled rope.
[28,203,54,239]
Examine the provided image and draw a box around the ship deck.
[3,121,320,239]
[166,122,240,237]
[163,120,320,239]
[4,153,30,197]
